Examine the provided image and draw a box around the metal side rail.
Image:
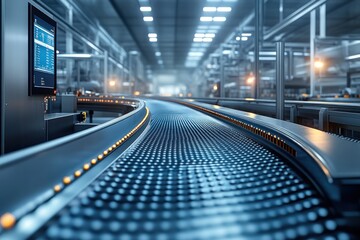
[77,97,140,114]
[0,99,150,239]
[0,98,358,239]
[181,97,360,138]
[171,99,360,219]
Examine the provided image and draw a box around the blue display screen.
[33,15,55,88]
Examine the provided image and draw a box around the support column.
[320,4,326,37]
[220,46,225,98]
[276,42,285,120]
[104,51,108,95]
[129,56,132,95]
[288,49,294,80]
[254,0,263,99]
[66,7,73,88]
[310,10,316,96]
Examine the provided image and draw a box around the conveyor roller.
[31,101,353,239]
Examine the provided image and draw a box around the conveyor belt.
[31,100,352,239]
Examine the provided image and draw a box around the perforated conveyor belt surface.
[32,100,352,239]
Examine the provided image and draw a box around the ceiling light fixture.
[202,38,213,42]
[155,52,161,56]
[149,37,157,42]
[198,26,208,30]
[190,48,206,52]
[241,36,248,41]
[259,57,276,61]
[185,61,198,68]
[200,17,213,22]
[57,53,92,58]
[236,36,241,41]
[148,33,157,38]
[140,6,152,12]
[217,7,232,12]
[222,50,231,55]
[241,33,252,37]
[195,33,205,38]
[203,7,217,12]
[213,17,226,22]
[206,29,218,33]
[143,16,153,22]
[193,38,203,42]
[205,33,215,38]
[346,54,360,60]
[188,52,204,57]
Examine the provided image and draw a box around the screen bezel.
[28,4,57,96]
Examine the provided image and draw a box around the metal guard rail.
[0,98,150,235]
[184,97,360,133]
[171,98,360,219]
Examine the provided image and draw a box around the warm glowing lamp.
[314,60,324,69]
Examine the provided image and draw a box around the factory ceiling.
[41,0,359,69]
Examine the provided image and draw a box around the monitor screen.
[29,4,57,95]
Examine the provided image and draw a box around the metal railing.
[185,97,360,140]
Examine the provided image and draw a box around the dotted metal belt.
[32,104,352,239]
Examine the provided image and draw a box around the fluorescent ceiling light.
[155,52,161,56]
[217,7,232,12]
[203,7,217,12]
[140,6,152,12]
[148,33,157,38]
[193,38,203,42]
[196,29,206,33]
[208,0,236,1]
[236,36,241,41]
[200,17,213,22]
[261,51,276,56]
[222,50,231,55]
[248,51,277,56]
[205,33,215,38]
[213,17,226,22]
[195,33,205,38]
[192,45,208,51]
[241,36,248,41]
[149,37,157,42]
[190,47,206,52]
[260,57,276,61]
[202,38,213,42]
[188,52,204,57]
[293,52,310,56]
[143,16,153,22]
[241,33,252,37]
[57,53,92,58]
[346,54,360,60]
